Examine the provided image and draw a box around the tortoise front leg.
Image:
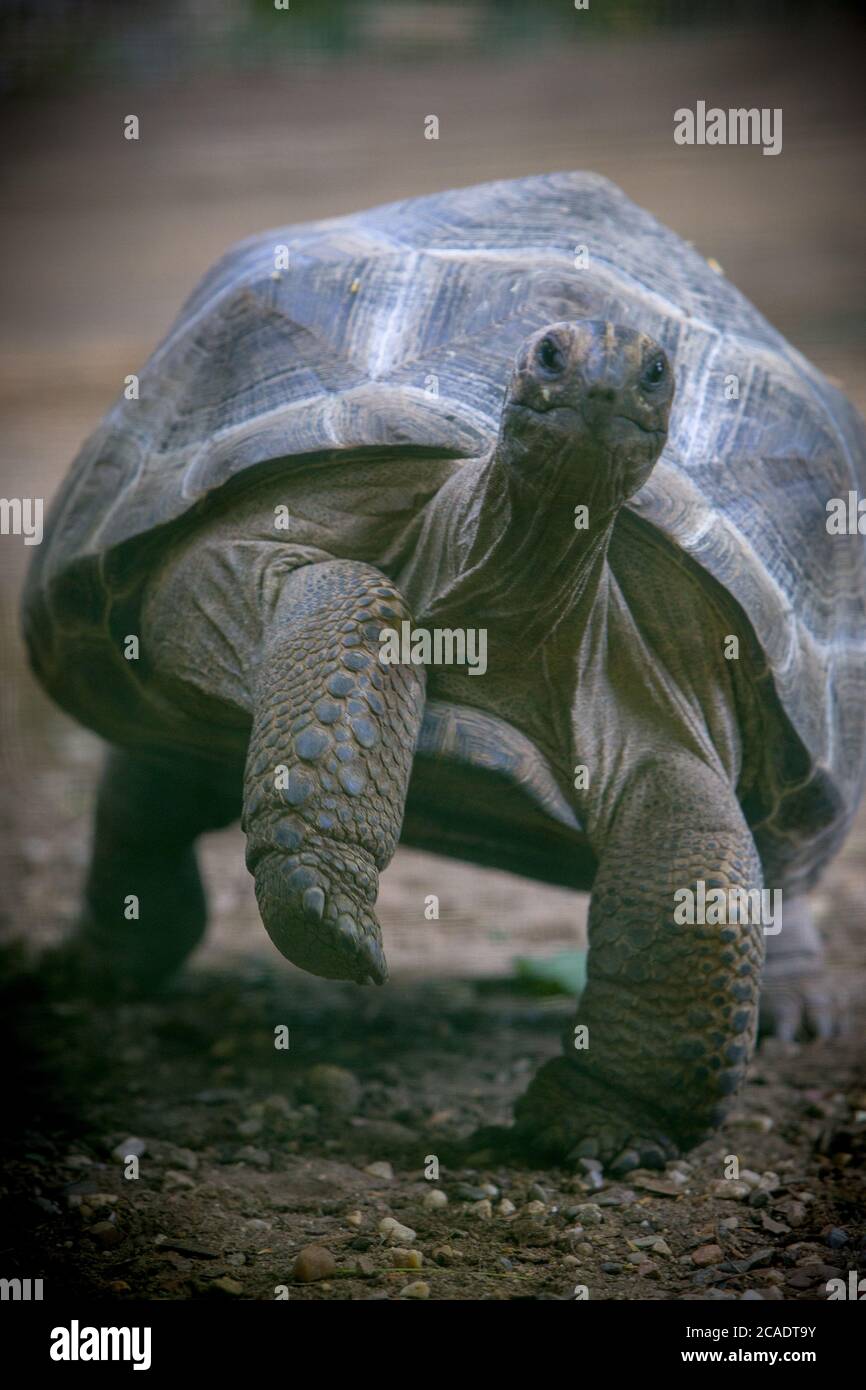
[243,560,424,985]
[511,756,765,1169]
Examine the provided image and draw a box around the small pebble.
[748,1190,770,1209]
[783,1200,807,1225]
[561,1227,585,1248]
[379,1217,416,1244]
[111,1137,146,1161]
[346,1210,364,1228]
[709,1179,751,1201]
[728,1113,774,1134]
[293,1245,336,1282]
[572,1203,603,1226]
[633,1236,672,1257]
[390,1248,423,1269]
[88,1221,123,1249]
[631,1172,683,1197]
[433,1245,459,1266]
[579,1158,603,1177]
[668,1158,694,1176]
[399,1281,430,1299]
[472,1199,493,1220]
[497,1198,516,1217]
[826,1227,849,1249]
[210,1276,244,1297]
[597,1186,637,1207]
[364,1161,394,1181]
[423,1189,448,1210]
[692,1244,723,1267]
[242,1218,270,1235]
[664,1168,689,1187]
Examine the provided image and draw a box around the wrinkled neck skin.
[407,434,621,661]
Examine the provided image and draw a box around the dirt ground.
[1,20,864,1301]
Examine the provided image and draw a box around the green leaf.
[510,950,587,998]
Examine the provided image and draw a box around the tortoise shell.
[23,172,866,882]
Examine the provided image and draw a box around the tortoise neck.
[421,450,619,654]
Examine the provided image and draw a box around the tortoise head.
[498,319,674,509]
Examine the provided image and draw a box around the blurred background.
[1,0,865,980]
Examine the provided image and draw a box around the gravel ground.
[2,930,865,1301]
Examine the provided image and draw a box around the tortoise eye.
[537,335,566,375]
[642,353,668,389]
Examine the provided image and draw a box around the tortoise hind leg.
[759,895,835,1040]
[68,747,238,995]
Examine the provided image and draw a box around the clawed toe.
[759,976,838,1042]
[607,1138,671,1174]
[254,850,388,985]
[507,1056,679,1170]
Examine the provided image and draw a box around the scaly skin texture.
[241,560,425,985]
[506,755,765,1169]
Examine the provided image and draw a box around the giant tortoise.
[23,172,866,1168]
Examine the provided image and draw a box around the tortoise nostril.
[586,385,617,405]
